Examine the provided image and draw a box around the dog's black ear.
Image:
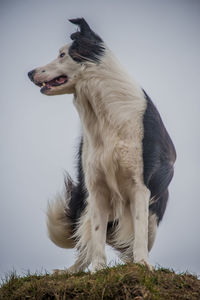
[68,18,104,63]
[69,18,103,42]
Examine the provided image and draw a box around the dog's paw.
[52,264,84,275]
[52,269,68,276]
[135,259,154,271]
[91,262,106,274]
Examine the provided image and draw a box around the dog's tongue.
[43,75,68,89]
[47,76,67,85]
[55,76,66,84]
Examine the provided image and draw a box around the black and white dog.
[28,18,176,273]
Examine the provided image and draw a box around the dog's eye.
[60,52,65,58]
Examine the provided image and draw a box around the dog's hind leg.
[148,212,158,252]
[147,189,169,252]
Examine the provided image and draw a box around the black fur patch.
[67,90,176,229]
[68,18,105,63]
[67,137,87,231]
[142,90,176,224]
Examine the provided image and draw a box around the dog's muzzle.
[28,69,36,82]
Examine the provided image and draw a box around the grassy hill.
[0,264,200,300]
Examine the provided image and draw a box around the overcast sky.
[1,0,200,279]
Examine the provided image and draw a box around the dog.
[28,18,176,273]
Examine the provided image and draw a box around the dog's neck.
[73,48,146,139]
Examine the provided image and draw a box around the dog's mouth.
[36,75,68,92]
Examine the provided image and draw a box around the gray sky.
[1,0,200,278]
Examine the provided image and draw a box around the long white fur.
[34,43,157,272]
[75,48,153,270]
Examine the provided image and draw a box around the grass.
[0,264,200,299]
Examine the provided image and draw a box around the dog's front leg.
[129,184,152,269]
[89,189,109,273]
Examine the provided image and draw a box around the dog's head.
[28,18,105,95]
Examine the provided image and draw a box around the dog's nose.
[28,69,36,81]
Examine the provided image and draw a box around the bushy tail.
[46,176,76,249]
